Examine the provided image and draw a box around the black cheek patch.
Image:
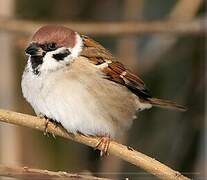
[53,49,71,61]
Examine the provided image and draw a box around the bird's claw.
[95,136,110,156]
[43,116,58,138]
[43,118,49,136]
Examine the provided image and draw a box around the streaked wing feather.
[80,35,151,99]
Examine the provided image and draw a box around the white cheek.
[41,54,62,72]
[40,47,72,72]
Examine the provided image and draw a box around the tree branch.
[0,109,190,180]
[0,164,109,180]
[0,17,204,36]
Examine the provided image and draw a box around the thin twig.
[0,17,205,36]
[0,164,109,180]
[0,109,190,180]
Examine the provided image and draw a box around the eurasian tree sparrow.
[21,25,186,155]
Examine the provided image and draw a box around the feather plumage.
[81,35,186,111]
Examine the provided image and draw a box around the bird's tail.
[148,98,187,111]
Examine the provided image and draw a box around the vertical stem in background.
[140,0,203,73]
[100,0,143,178]
[0,0,21,167]
[116,0,143,71]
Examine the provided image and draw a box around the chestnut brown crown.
[31,25,77,48]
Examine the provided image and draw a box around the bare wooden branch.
[0,164,109,180]
[0,17,204,36]
[0,109,190,180]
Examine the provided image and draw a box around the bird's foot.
[43,116,61,138]
[95,136,110,156]
[51,119,62,129]
[43,117,50,136]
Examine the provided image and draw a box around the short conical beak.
[25,43,43,56]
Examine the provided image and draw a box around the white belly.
[21,58,144,138]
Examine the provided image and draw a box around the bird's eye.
[47,42,57,51]
[40,42,57,52]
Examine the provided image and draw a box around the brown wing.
[80,35,151,99]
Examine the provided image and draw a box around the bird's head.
[25,25,83,75]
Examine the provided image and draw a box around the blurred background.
[0,0,205,179]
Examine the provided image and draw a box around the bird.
[21,25,186,155]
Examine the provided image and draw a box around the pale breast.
[22,57,140,138]
[57,57,140,136]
